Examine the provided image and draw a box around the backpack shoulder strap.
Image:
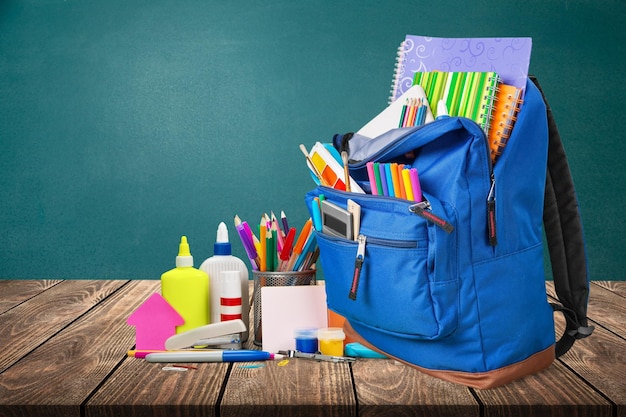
[530,76,594,357]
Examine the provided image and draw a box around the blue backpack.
[305,77,593,389]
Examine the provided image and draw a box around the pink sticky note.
[126,293,184,350]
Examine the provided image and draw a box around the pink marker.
[409,168,422,202]
[366,162,378,195]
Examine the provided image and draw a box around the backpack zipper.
[347,233,421,301]
[487,173,497,246]
[348,234,367,300]
[408,201,454,233]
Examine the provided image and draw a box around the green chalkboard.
[1,0,624,280]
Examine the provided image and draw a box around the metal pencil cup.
[252,269,317,346]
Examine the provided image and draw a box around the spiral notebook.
[488,83,523,164]
[390,35,532,104]
[413,71,500,134]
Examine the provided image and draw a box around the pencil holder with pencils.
[252,269,317,346]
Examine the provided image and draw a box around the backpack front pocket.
[314,193,459,340]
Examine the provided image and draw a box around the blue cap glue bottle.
[160,236,209,334]
[199,222,250,342]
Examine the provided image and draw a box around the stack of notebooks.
[359,35,532,164]
[389,35,532,103]
[412,70,500,134]
[487,83,523,163]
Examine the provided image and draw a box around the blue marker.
[311,197,323,231]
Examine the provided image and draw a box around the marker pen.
[145,350,282,363]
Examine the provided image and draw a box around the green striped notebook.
[413,71,499,134]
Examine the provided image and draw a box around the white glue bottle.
[199,222,250,342]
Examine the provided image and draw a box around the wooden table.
[0,279,624,417]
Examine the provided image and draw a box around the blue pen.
[145,350,281,363]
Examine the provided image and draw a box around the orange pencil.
[285,219,313,271]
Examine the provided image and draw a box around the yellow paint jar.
[317,327,345,356]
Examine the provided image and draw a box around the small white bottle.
[220,270,243,322]
[199,222,250,341]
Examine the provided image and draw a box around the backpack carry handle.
[531,76,594,357]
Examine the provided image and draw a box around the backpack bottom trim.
[344,320,555,390]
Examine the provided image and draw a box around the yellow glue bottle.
[161,236,209,334]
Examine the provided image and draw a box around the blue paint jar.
[294,328,318,353]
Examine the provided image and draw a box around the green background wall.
[1,0,624,280]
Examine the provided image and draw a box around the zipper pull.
[487,174,497,246]
[409,201,454,233]
[348,234,367,301]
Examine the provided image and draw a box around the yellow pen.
[259,218,267,272]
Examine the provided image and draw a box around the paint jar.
[294,328,318,353]
[317,327,345,356]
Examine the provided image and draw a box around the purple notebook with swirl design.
[389,35,532,103]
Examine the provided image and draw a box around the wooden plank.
[552,298,626,417]
[221,280,353,416]
[474,359,611,417]
[352,359,479,417]
[546,281,626,338]
[593,280,626,299]
[557,326,626,417]
[0,280,158,417]
[220,358,355,417]
[0,279,128,373]
[474,283,622,417]
[0,279,62,313]
[85,358,227,417]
